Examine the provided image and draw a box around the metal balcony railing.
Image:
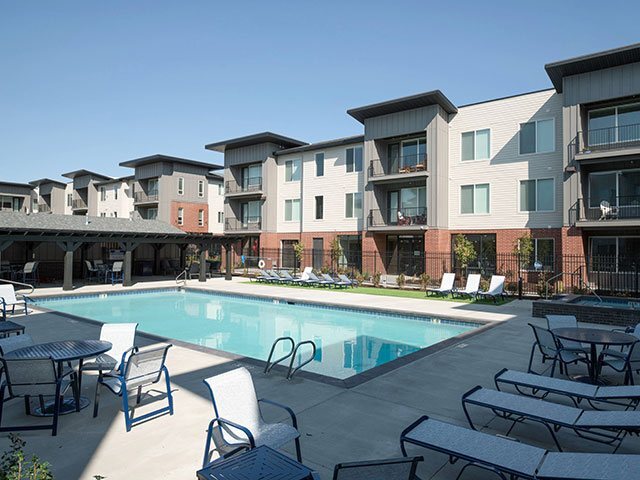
[72,197,87,209]
[134,191,159,203]
[369,154,427,177]
[570,196,640,223]
[570,123,640,159]
[225,216,262,231]
[368,207,427,227]
[225,177,263,194]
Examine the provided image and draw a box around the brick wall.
[170,201,209,234]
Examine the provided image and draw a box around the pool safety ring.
[258,259,266,269]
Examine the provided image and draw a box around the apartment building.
[0,182,33,212]
[30,178,67,213]
[95,176,134,218]
[61,169,111,217]
[208,43,640,275]
[207,172,225,235]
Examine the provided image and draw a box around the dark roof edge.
[0,181,33,189]
[274,135,365,155]
[61,170,112,181]
[29,178,67,188]
[457,87,556,109]
[347,90,458,123]
[95,175,135,186]
[204,132,308,153]
[119,154,222,170]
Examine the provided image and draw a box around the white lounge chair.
[83,323,138,374]
[452,274,481,299]
[0,284,30,319]
[477,275,506,303]
[426,273,455,297]
[296,267,318,286]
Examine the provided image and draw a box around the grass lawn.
[243,281,512,305]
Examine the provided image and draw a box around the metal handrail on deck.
[0,278,35,295]
[544,268,602,303]
[286,340,317,380]
[175,268,188,286]
[264,337,295,374]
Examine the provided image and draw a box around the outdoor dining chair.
[0,334,34,356]
[528,324,589,377]
[319,456,424,480]
[546,315,589,355]
[82,323,138,375]
[202,366,302,467]
[0,357,77,436]
[599,340,640,385]
[110,261,123,285]
[93,344,173,432]
[14,261,39,285]
[84,260,102,283]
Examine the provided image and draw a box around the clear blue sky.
[2,1,639,183]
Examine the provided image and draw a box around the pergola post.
[120,241,139,287]
[179,245,187,271]
[198,243,209,282]
[152,243,163,275]
[56,241,83,291]
[224,241,233,281]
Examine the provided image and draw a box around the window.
[198,180,205,198]
[67,194,72,207]
[100,212,106,217]
[177,207,184,225]
[114,186,118,200]
[451,234,497,274]
[519,119,554,154]
[520,178,554,212]
[588,103,640,145]
[177,177,184,195]
[145,208,158,220]
[532,238,555,270]
[100,187,106,201]
[218,184,223,195]
[460,184,490,214]
[461,129,490,161]
[588,169,640,208]
[315,152,324,177]
[337,234,362,270]
[285,159,301,182]
[345,192,362,218]
[590,237,640,272]
[281,240,299,270]
[346,147,363,173]
[148,178,159,196]
[284,199,301,221]
[242,164,262,189]
[241,201,260,224]
[217,211,224,224]
[315,196,323,219]
[198,209,204,226]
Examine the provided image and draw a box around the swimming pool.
[570,296,640,310]
[35,289,481,381]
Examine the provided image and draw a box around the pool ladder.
[264,337,317,380]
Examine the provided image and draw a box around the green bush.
[397,273,406,289]
[419,273,431,291]
[372,272,381,287]
[0,434,52,480]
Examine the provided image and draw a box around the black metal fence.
[231,248,640,297]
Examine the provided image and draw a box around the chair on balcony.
[599,200,619,220]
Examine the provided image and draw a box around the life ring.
[258,259,266,269]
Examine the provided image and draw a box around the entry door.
[312,238,324,270]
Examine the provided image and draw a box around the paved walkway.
[0,278,636,479]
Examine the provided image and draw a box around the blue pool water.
[36,290,479,379]
[571,296,640,310]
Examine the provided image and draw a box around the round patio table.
[553,327,637,384]
[4,340,112,416]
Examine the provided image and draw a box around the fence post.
[518,277,523,300]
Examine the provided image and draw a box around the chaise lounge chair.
[451,274,481,299]
[400,415,640,480]
[321,273,349,288]
[426,273,455,297]
[461,385,640,452]
[0,284,30,320]
[494,368,640,410]
[338,274,358,288]
[476,275,506,303]
[307,271,332,287]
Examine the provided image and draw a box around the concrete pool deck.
[1,277,638,479]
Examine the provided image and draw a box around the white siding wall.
[275,143,364,233]
[64,183,73,215]
[448,89,564,230]
[96,180,134,218]
[207,178,224,234]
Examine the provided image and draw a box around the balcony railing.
[368,207,427,227]
[225,177,263,194]
[569,196,640,223]
[37,203,51,213]
[571,123,640,159]
[72,197,87,210]
[134,191,159,203]
[369,155,427,177]
[225,216,262,231]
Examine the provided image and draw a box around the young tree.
[452,234,477,280]
[293,242,305,274]
[329,237,343,273]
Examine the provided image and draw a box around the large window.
[0,196,22,212]
[460,184,490,214]
[284,199,301,221]
[531,238,555,270]
[338,234,362,271]
[144,208,158,220]
[345,192,362,218]
[590,237,640,272]
[451,234,497,275]
[281,240,299,269]
[315,153,324,177]
[589,170,640,208]
[461,129,490,161]
[588,103,640,145]
[148,178,159,196]
[346,147,363,173]
[315,195,323,220]
[519,119,554,154]
[242,164,262,189]
[241,201,261,224]
[285,159,301,182]
[520,178,554,212]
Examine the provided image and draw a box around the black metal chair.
[600,341,640,385]
[528,324,589,377]
[0,357,76,436]
[327,456,424,480]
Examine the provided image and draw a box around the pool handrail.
[544,267,602,303]
[0,278,34,295]
[264,337,295,374]
[287,340,317,380]
[175,268,188,286]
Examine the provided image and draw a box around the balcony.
[72,197,88,210]
[368,155,428,184]
[225,178,263,197]
[37,203,51,213]
[368,207,427,231]
[569,196,640,227]
[134,191,159,204]
[225,216,262,232]
[570,124,640,162]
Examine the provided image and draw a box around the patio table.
[553,327,638,384]
[197,446,314,480]
[4,339,111,416]
[0,321,25,337]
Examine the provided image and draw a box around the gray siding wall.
[134,162,172,180]
[429,107,450,228]
[364,106,438,140]
[563,63,640,107]
[0,185,32,197]
[262,156,278,232]
[225,143,281,167]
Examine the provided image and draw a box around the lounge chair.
[322,273,349,288]
[599,341,640,385]
[0,357,77,436]
[338,274,358,288]
[546,315,589,355]
[425,273,455,297]
[278,270,304,285]
[253,269,276,282]
[400,415,640,480]
[83,323,138,375]
[308,271,332,287]
[494,368,640,410]
[322,456,424,480]
[202,367,302,467]
[93,344,173,432]
[461,385,640,452]
[110,261,124,285]
[600,200,618,220]
[0,284,30,320]
[527,323,589,377]
[266,270,286,283]
[451,274,481,299]
[476,275,505,303]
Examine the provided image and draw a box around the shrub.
[453,234,477,277]
[419,273,431,291]
[320,264,331,274]
[479,277,490,293]
[354,270,365,284]
[397,273,406,289]
[372,272,381,287]
[0,434,53,480]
